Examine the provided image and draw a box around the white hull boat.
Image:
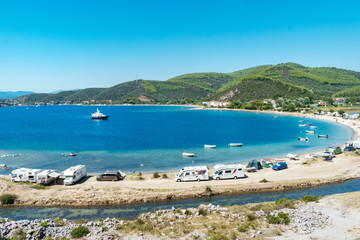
[204,144,216,149]
[182,152,195,157]
[228,143,243,147]
[305,130,315,134]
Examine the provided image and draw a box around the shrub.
[0,194,17,205]
[301,195,320,203]
[166,194,173,200]
[278,211,290,225]
[275,198,296,209]
[198,208,208,216]
[70,226,90,239]
[259,178,268,183]
[185,209,192,216]
[40,221,48,227]
[204,186,214,196]
[136,218,144,225]
[247,213,256,221]
[153,172,160,178]
[161,173,169,179]
[266,214,281,224]
[249,204,262,211]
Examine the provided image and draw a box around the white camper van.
[212,164,245,180]
[11,168,43,183]
[63,165,87,185]
[175,166,209,182]
[36,169,61,185]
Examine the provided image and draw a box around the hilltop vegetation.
[334,86,360,97]
[215,76,314,102]
[15,63,360,105]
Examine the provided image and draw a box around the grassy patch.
[30,184,47,190]
[301,195,320,203]
[259,178,269,183]
[153,172,160,178]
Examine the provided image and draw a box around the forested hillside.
[16,63,360,104]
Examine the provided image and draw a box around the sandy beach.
[0,111,359,207]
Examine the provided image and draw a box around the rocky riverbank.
[3,192,358,240]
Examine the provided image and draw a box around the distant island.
[3,63,360,107]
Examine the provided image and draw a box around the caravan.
[11,168,43,183]
[212,164,245,180]
[175,166,209,182]
[36,169,61,185]
[63,165,87,185]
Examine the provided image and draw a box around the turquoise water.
[1,178,360,220]
[0,105,353,174]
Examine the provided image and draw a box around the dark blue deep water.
[0,105,353,174]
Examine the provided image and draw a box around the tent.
[247,159,263,170]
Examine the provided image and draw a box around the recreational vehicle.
[11,168,43,183]
[212,164,245,180]
[175,166,209,182]
[36,169,61,185]
[63,165,87,185]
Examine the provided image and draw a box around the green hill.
[16,63,360,104]
[251,63,360,97]
[333,86,360,98]
[214,75,314,102]
[167,72,238,93]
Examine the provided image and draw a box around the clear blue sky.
[1,0,360,92]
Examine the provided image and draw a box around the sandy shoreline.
[1,110,359,207]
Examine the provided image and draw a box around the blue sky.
[1,0,360,92]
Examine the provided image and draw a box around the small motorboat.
[299,124,307,127]
[182,152,195,157]
[305,122,312,126]
[310,126,318,129]
[318,135,328,138]
[204,144,216,149]
[297,137,309,141]
[305,130,315,134]
[228,143,243,147]
[0,164,8,170]
[62,152,77,157]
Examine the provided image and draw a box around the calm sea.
[0,105,353,174]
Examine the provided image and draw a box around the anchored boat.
[91,108,109,120]
[182,152,195,157]
[228,143,243,147]
[204,144,216,149]
[318,135,328,138]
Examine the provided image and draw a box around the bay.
[0,105,353,174]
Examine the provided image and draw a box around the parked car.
[343,146,356,152]
[272,162,288,170]
[96,171,124,181]
[327,147,342,155]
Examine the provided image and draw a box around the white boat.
[91,108,109,120]
[299,124,307,127]
[297,137,309,141]
[310,126,318,129]
[305,130,315,134]
[182,152,195,157]
[318,135,328,138]
[228,143,243,147]
[286,153,298,159]
[204,144,216,148]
